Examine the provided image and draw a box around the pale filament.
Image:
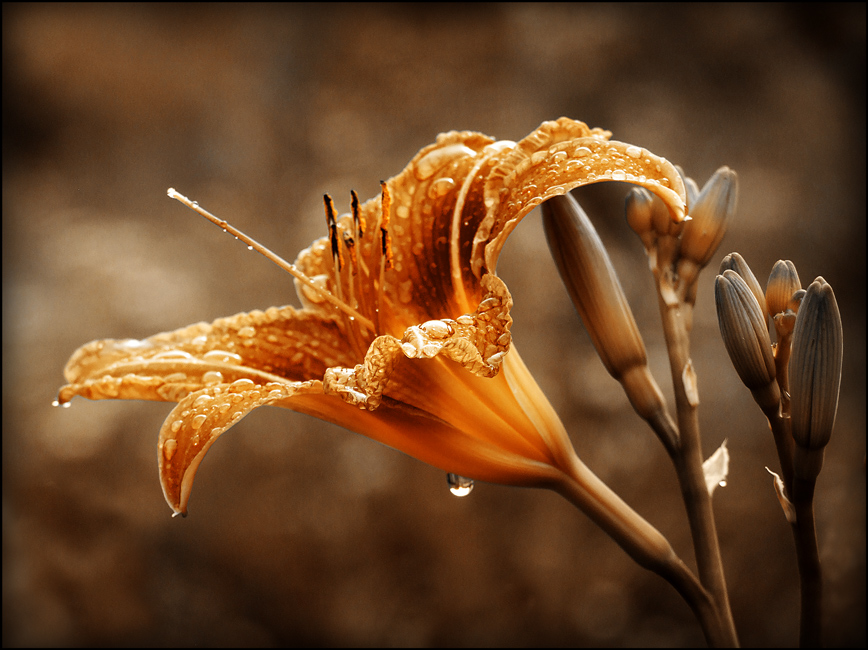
[167,188,376,334]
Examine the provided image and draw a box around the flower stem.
[792,478,823,647]
[553,457,730,647]
[656,281,739,647]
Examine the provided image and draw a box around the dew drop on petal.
[626,145,643,158]
[163,438,178,461]
[193,394,214,408]
[171,420,182,433]
[203,371,224,384]
[191,414,207,430]
[611,169,627,181]
[447,473,474,497]
[228,378,256,392]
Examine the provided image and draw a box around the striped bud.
[719,252,768,327]
[790,277,843,480]
[543,194,669,425]
[766,260,802,318]
[714,270,779,412]
[678,167,738,287]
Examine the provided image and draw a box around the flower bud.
[625,188,655,248]
[675,165,700,208]
[719,252,768,326]
[678,167,739,287]
[543,194,669,426]
[789,277,842,480]
[766,260,801,318]
[715,270,779,411]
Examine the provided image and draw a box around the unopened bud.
[678,167,738,287]
[675,165,700,208]
[625,188,655,247]
[543,194,668,425]
[790,277,843,480]
[766,260,801,318]
[715,270,779,412]
[719,253,768,326]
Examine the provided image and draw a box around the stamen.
[351,189,365,239]
[376,181,394,334]
[323,194,344,270]
[350,189,371,278]
[167,188,375,333]
[379,181,394,270]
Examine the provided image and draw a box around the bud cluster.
[714,255,843,482]
[625,166,738,303]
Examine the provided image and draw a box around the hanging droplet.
[446,473,474,497]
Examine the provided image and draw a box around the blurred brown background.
[3,4,864,647]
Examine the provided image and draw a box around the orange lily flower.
[57,118,686,573]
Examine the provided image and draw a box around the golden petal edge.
[58,306,355,404]
[474,119,687,276]
[159,379,321,515]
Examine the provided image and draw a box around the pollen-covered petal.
[57,306,354,405]
[159,378,321,515]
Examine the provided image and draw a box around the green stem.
[656,281,739,647]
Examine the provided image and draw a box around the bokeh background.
[3,4,864,647]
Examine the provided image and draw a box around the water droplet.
[611,169,627,181]
[153,350,195,361]
[163,438,178,461]
[237,326,255,338]
[718,480,727,488]
[191,414,207,430]
[228,378,256,392]
[300,274,330,304]
[247,245,254,251]
[203,371,224,384]
[193,394,214,408]
[530,151,547,165]
[171,420,183,433]
[626,145,643,158]
[447,473,474,497]
[414,144,476,180]
[396,205,410,219]
[427,177,456,199]
[202,350,243,365]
